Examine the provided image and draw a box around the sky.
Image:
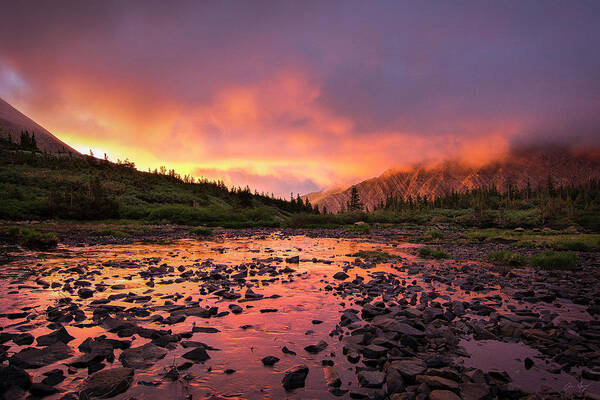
[1,1,599,196]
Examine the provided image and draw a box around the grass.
[0,226,59,250]
[416,229,444,242]
[343,223,371,234]
[351,250,393,262]
[90,228,130,237]
[189,227,213,236]
[529,250,578,270]
[419,246,449,259]
[487,250,526,266]
[462,228,600,251]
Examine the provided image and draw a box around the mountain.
[308,146,600,213]
[0,97,79,154]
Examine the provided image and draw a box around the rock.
[30,382,59,396]
[282,365,309,390]
[372,317,425,337]
[78,288,94,299]
[582,368,600,381]
[118,344,167,369]
[36,327,75,346]
[262,356,280,366]
[0,365,31,393]
[460,383,490,400]
[415,375,459,391]
[229,304,243,314]
[361,344,387,359]
[305,340,328,354]
[42,369,65,386]
[285,255,300,263]
[12,334,34,346]
[9,342,73,369]
[389,359,427,379]
[182,346,211,362]
[429,390,461,400]
[333,272,349,280]
[79,367,133,399]
[357,370,385,388]
[323,366,341,387]
[386,367,405,394]
[282,346,296,355]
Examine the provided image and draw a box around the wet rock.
[282,365,309,390]
[192,327,220,333]
[429,390,461,400]
[389,359,427,380]
[79,367,133,399]
[30,382,59,397]
[228,304,243,314]
[262,356,280,366]
[357,370,385,388]
[323,365,341,387]
[42,369,65,386]
[333,272,349,280]
[415,375,459,391]
[119,343,167,369]
[282,346,296,355]
[9,342,73,369]
[78,288,94,299]
[582,368,600,381]
[36,327,75,346]
[12,333,34,346]
[0,365,31,393]
[285,256,300,263]
[460,383,490,400]
[305,340,328,354]
[182,346,211,362]
[386,367,405,394]
[361,344,387,359]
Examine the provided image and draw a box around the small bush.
[344,223,371,234]
[189,227,213,236]
[0,227,59,250]
[553,240,591,252]
[416,229,444,242]
[419,247,449,259]
[529,251,577,270]
[91,228,129,238]
[487,250,526,266]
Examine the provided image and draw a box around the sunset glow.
[1,1,599,196]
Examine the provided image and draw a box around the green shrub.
[344,223,371,234]
[0,227,59,250]
[487,250,526,266]
[416,229,444,242]
[553,240,591,252]
[90,228,129,238]
[529,251,577,270]
[189,227,213,236]
[419,246,449,259]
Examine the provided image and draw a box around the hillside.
[310,147,600,213]
[0,97,79,155]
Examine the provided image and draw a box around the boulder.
[79,367,133,399]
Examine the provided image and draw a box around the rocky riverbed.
[0,230,599,399]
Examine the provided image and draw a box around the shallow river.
[0,233,597,399]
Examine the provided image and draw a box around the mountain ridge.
[0,97,79,155]
[307,146,600,213]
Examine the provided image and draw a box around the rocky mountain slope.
[0,97,78,154]
[307,147,600,213]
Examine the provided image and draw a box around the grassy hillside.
[1,135,599,234]
[0,136,317,227]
